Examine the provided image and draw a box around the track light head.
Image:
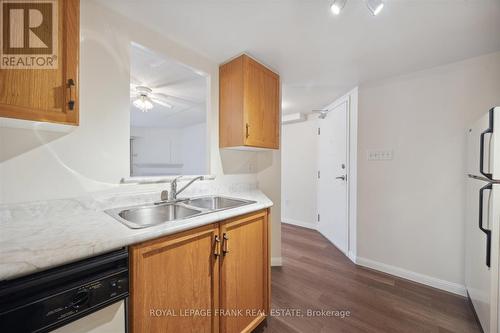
[366,0,384,16]
[330,0,385,16]
[330,0,347,15]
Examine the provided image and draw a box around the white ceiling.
[130,42,207,128]
[103,0,500,115]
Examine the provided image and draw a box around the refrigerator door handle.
[479,183,492,267]
[479,109,494,179]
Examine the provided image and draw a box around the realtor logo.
[0,0,58,69]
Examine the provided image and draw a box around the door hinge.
[317,170,321,179]
[318,127,321,135]
[317,214,320,222]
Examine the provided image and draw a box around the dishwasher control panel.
[47,271,129,322]
[0,248,129,333]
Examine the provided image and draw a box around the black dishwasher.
[0,248,129,333]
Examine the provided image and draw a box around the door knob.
[336,175,346,181]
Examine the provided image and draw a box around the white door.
[317,101,348,254]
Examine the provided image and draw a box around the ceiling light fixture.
[366,0,384,16]
[133,94,154,112]
[131,85,173,112]
[330,0,347,15]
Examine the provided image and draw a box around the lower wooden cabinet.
[220,211,269,333]
[129,209,270,333]
[130,223,220,333]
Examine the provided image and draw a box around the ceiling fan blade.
[151,78,182,89]
[130,77,143,86]
[151,92,201,106]
[150,96,173,108]
[151,76,205,89]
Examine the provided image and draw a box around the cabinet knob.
[245,123,250,139]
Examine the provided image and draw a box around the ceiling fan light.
[330,0,346,15]
[133,95,154,112]
[143,99,153,111]
[366,0,384,15]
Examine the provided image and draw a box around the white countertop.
[0,182,272,281]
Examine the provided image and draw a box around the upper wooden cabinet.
[219,55,280,150]
[0,0,79,125]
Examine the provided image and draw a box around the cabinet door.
[130,224,220,333]
[243,56,279,149]
[219,55,245,148]
[220,210,270,333]
[0,0,79,125]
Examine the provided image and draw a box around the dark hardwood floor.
[256,223,481,333]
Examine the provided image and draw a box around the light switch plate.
[367,150,393,161]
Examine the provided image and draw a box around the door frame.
[318,87,358,263]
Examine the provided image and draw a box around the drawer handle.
[214,235,221,257]
[246,123,250,139]
[222,233,229,255]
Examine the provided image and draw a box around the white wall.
[0,4,131,199]
[256,149,282,265]
[357,51,500,292]
[0,0,281,261]
[281,117,318,228]
[182,123,207,175]
[131,123,207,176]
[131,127,182,176]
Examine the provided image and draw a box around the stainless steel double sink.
[105,196,255,229]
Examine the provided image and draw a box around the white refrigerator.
[466,107,500,333]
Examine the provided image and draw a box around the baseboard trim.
[348,251,357,264]
[282,218,317,230]
[356,257,466,296]
[271,257,282,266]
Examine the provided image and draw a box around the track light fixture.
[366,0,384,15]
[330,0,347,15]
[330,0,384,16]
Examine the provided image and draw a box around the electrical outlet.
[367,150,393,161]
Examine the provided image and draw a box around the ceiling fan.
[130,85,173,112]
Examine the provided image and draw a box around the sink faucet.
[162,176,204,201]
